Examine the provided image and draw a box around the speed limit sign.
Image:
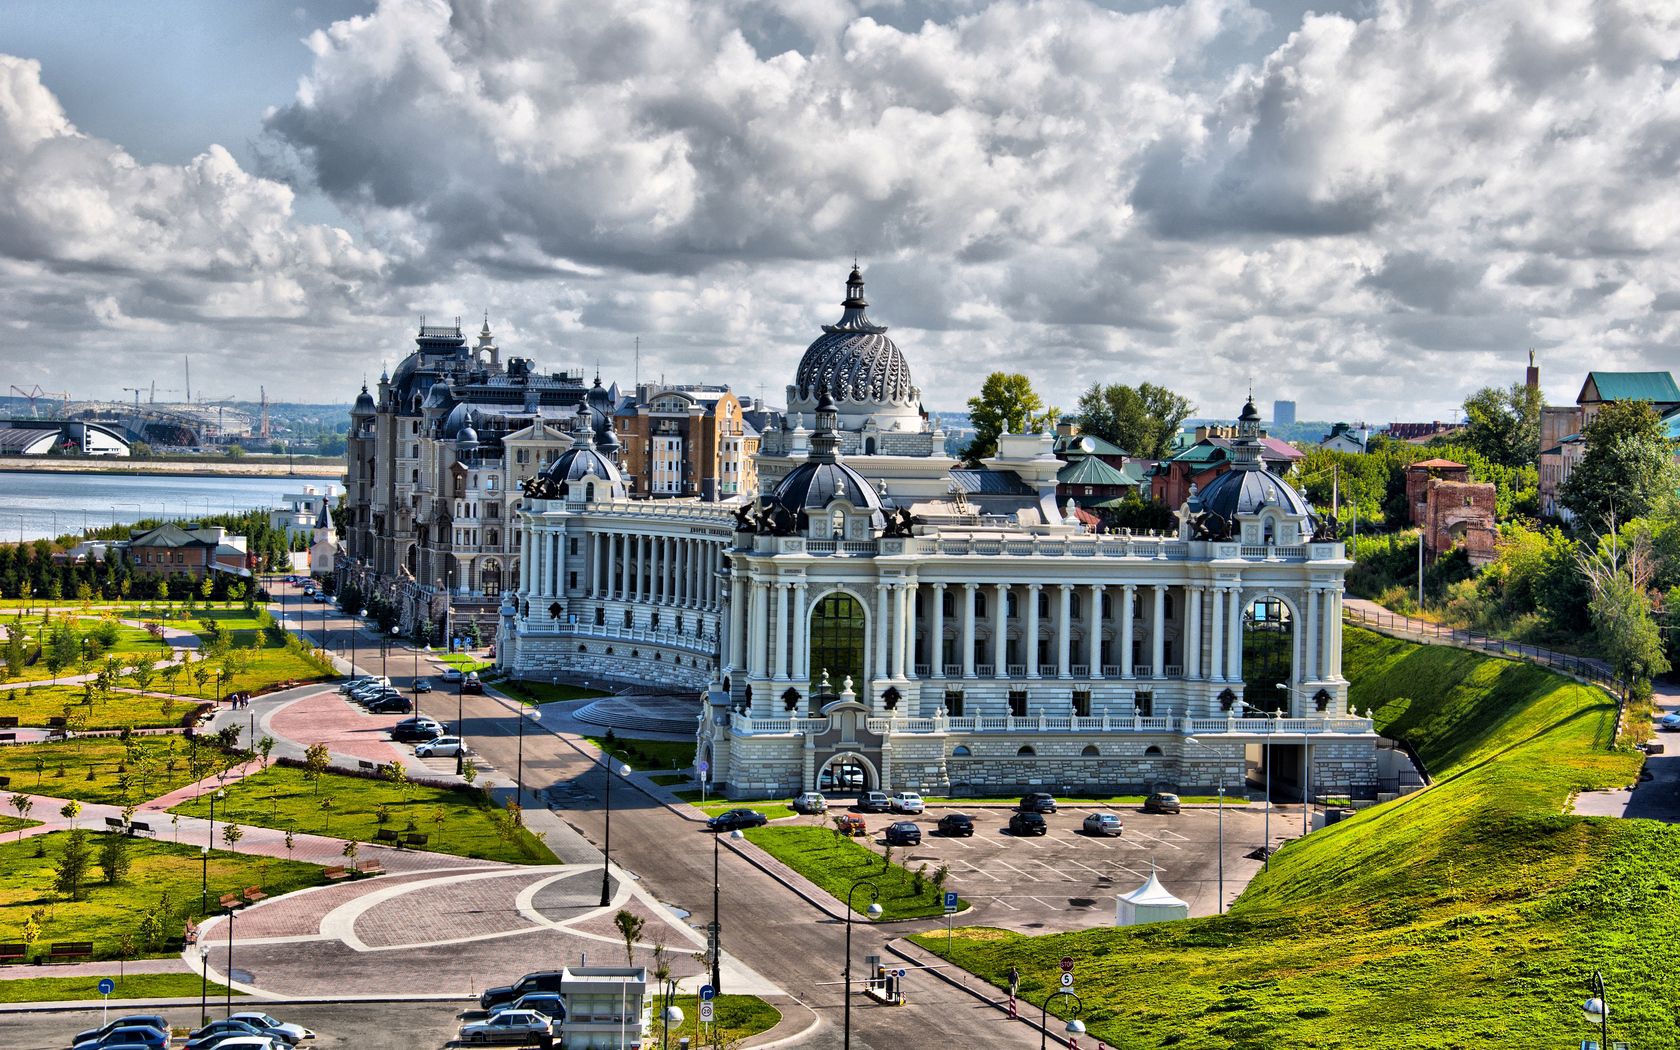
[699,1001,715,1024]
[1060,972,1075,988]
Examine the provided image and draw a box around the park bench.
[322,865,350,882]
[105,817,127,833]
[0,771,9,784]
[48,942,93,963]
[241,885,267,904]
[373,828,400,845]
[218,893,243,911]
[184,921,199,945]
[46,717,65,729]
[0,736,18,745]
[403,832,428,847]
[0,715,17,728]
[356,859,385,877]
[0,943,26,964]
[357,760,376,772]
[129,820,155,837]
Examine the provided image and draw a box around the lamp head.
[215,789,226,799]
[663,1005,684,1023]
[1583,996,1607,1023]
[866,902,883,919]
[618,763,632,777]
[1065,1019,1086,1036]
[199,943,210,960]
[1185,736,1200,746]
[730,829,744,840]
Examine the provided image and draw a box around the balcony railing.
[728,711,1376,738]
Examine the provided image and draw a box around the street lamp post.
[355,608,368,677]
[599,756,632,907]
[1037,989,1087,1050]
[660,978,684,1050]
[223,904,235,1018]
[200,845,210,912]
[413,642,426,720]
[203,788,226,908]
[711,826,743,994]
[516,705,539,804]
[198,942,210,1026]
[843,879,882,1050]
[1184,736,1226,913]
[1583,970,1610,1050]
[455,670,466,776]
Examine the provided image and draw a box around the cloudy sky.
[2,0,1678,422]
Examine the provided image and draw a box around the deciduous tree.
[1075,382,1195,459]
[963,372,1054,464]
[1463,382,1543,468]
[1561,400,1680,527]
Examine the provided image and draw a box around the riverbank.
[0,456,342,478]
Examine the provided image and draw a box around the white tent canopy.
[1114,872,1190,926]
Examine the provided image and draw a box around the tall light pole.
[1037,989,1087,1050]
[413,642,427,720]
[660,978,684,1050]
[599,756,631,907]
[516,705,541,804]
[455,670,466,776]
[223,904,235,1018]
[843,879,882,1050]
[355,608,368,677]
[712,826,743,993]
[1184,736,1226,913]
[203,788,226,908]
[198,942,210,1026]
[1583,970,1610,1050]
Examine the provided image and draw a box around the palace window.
[809,592,866,689]
[1008,690,1028,718]
[974,592,987,618]
[1072,689,1092,717]
[1006,591,1018,618]
[623,609,633,627]
[595,607,605,626]
[943,689,965,717]
[941,591,954,617]
[1135,691,1154,717]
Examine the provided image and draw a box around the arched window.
[1017,745,1036,757]
[808,591,866,688]
[1081,744,1100,757]
[1144,745,1163,757]
[864,437,876,455]
[952,745,971,757]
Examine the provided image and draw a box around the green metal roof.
[128,523,218,548]
[1054,433,1128,457]
[1168,439,1229,467]
[1581,371,1680,404]
[1058,456,1132,486]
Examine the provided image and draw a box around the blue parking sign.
[943,891,959,913]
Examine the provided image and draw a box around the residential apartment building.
[616,384,759,500]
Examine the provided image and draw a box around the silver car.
[458,1010,553,1045]
[1082,812,1124,837]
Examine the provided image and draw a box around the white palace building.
[499,269,1380,800]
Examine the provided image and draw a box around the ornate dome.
[442,402,474,439]
[542,439,627,499]
[792,268,917,408]
[353,384,376,415]
[1196,467,1313,521]
[766,392,887,529]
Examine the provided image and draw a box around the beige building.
[616,384,759,500]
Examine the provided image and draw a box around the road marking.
[983,896,1019,911]
[1064,859,1108,877]
[992,860,1040,882]
[957,860,1002,882]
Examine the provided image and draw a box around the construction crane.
[121,386,146,412]
[8,385,69,418]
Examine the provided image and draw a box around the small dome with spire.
[791,266,918,412]
[353,383,376,415]
[765,387,886,530]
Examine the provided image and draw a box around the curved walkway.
[1344,597,1617,686]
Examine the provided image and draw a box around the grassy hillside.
[913,627,1666,1048]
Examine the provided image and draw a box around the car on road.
[936,812,975,837]
[857,791,892,813]
[884,821,922,846]
[481,970,567,1011]
[72,1026,169,1050]
[458,1009,553,1045]
[1660,712,1680,731]
[889,791,925,814]
[462,673,485,694]
[707,808,768,832]
[1143,792,1183,815]
[439,668,464,683]
[1008,811,1049,836]
[74,1018,168,1047]
[366,696,413,714]
[390,717,445,742]
[1018,792,1058,814]
[1082,812,1124,837]
[834,813,868,836]
[792,791,827,814]
[413,678,432,693]
[415,735,468,758]
[228,1013,314,1044]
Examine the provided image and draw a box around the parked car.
[1018,792,1058,814]
[889,791,925,814]
[462,673,485,694]
[834,813,868,836]
[339,676,383,694]
[74,1018,168,1047]
[1143,792,1182,815]
[186,1020,281,1050]
[439,668,464,683]
[413,678,432,693]
[202,1039,282,1050]
[1082,812,1124,837]
[228,1013,314,1044]
[458,1010,553,1045]
[1008,811,1049,836]
[366,696,413,714]
[390,717,445,742]
[480,970,567,1011]
[414,735,468,758]
[707,808,768,832]
[1659,712,1680,731]
[792,792,828,815]
[503,992,566,1020]
[857,791,892,813]
[936,812,975,837]
[72,1026,169,1050]
[884,821,922,846]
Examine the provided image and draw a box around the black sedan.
[1008,811,1049,836]
[884,821,922,846]
[707,809,768,832]
[367,696,413,714]
[936,813,975,837]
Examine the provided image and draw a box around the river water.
[0,469,341,542]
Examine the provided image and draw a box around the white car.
[1660,712,1680,731]
[415,735,468,758]
[889,792,925,814]
[229,1013,314,1044]
[458,1010,553,1045]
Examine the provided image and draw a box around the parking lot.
[828,802,1288,932]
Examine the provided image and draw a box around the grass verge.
[0,832,323,960]
[919,794,1248,807]
[660,994,780,1045]
[0,737,238,806]
[0,684,197,731]
[497,680,609,705]
[588,735,694,772]
[167,765,557,865]
[911,627,1653,1047]
[743,826,959,920]
[674,792,797,822]
[0,972,242,1003]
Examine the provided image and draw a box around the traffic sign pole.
[98,977,114,1026]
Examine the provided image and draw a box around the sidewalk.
[1343,596,1617,686]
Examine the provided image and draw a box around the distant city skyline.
[0,0,1675,420]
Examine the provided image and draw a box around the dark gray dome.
[543,443,627,498]
[769,459,887,529]
[1196,467,1313,522]
[793,268,915,407]
[353,384,375,414]
[442,402,473,438]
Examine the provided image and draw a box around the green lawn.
[588,735,694,772]
[0,832,323,960]
[155,611,335,697]
[660,994,780,1045]
[497,679,609,705]
[0,972,241,1003]
[436,653,495,673]
[675,792,797,821]
[0,616,169,686]
[0,683,201,730]
[743,826,960,920]
[912,627,1653,1048]
[0,816,39,835]
[0,737,237,806]
[167,765,557,865]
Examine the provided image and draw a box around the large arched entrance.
[1241,595,1294,713]
[818,752,876,793]
[808,591,866,692]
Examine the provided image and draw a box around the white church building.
[500,269,1379,800]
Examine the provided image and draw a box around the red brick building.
[124,523,252,578]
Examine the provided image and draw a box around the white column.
[687,539,697,609]
[992,584,1008,678]
[1056,584,1071,679]
[960,583,977,679]
[1303,588,1320,685]
[901,583,917,680]
[1121,584,1135,679]
[665,538,677,604]
[1209,584,1225,681]
[1151,584,1166,679]
[519,527,532,594]
[1329,589,1343,678]
[772,582,790,680]
[930,583,947,678]
[893,583,910,680]
[1087,584,1103,678]
[792,582,809,681]
[619,535,633,600]
[1186,586,1202,679]
[750,580,769,678]
[1025,584,1041,678]
[727,568,746,675]
[875,583,891,682]
[1227,586,1243,682]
